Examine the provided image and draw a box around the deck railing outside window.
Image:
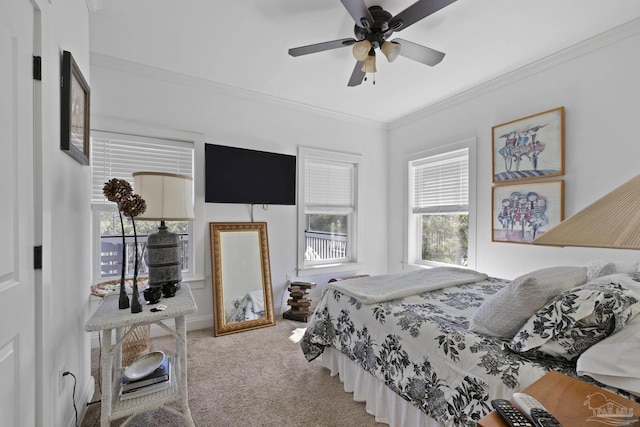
[304,231,347,261]
[100,234,189,279]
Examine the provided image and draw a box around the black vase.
[131,279,143,313]
[118,277,130,309]
[118,214,129,309]
[130,220,143,313]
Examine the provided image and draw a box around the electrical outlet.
[58,366,66,395]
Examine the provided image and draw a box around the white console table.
[85,284,197,426]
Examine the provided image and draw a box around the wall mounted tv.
[205,143,296,205]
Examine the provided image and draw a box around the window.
[297,147,361,274]
[408,140,475,268]
[91,131,195,282]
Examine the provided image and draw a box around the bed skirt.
[321,347,444,427]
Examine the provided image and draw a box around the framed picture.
[492,180,564,244]
[61,50,90,165]
[492,107,564,183]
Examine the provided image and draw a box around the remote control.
[491,399,533,427]
[512,393,562,427]
[512,393,548,420]
[530,408,562,427]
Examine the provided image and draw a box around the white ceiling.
[89,0,640,124]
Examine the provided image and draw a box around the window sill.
[181,276,205,290]
[297,262,363,278]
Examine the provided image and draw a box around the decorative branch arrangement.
[103,178,147,313]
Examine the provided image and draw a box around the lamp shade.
[352,40,372,62]
[132,172,195,221]
[361,54,377,73]
[533,174,640,249]
[381,41,401,62]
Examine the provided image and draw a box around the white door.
[0,0,36,426]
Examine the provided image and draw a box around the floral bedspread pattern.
[301,277,576,427]
[226,291,265,323]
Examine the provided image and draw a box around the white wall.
[388,24,640,279]
[36,1,94,426]
[88,60,389,325]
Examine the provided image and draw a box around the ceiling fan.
[288,0,457,86]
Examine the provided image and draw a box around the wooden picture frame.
[210,222,275,336]
[492,180,564,244]
[61,50,90,165]
[492,107,564,183]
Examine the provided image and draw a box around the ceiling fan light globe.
[352,40,372,61]
[381,41,401,62]
[361,55,377,73]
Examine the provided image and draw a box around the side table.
[282,281,316,322]
[478,371,640,427]
[85,284,198,427]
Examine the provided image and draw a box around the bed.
[300,264,640,427]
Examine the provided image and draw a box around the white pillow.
[584,260,616,281]
[615,261,640,273]
[469,266,588,338]
[577,306,640,396]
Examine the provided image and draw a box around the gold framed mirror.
[210,222,275,336]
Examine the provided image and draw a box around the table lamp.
[132,172,195,293]
[533,174,640,249]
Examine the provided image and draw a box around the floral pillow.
[508,273,640,360]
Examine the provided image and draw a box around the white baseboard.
[76,376,96,427]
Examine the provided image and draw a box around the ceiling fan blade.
[393,38,445,66]
[340,0,374,28]
[389,0,457,32]
[288,38,357,57]
[347,61,365,87]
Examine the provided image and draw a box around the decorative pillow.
[469,266,588,338]
[577,307,640,396]
[584,260,616,281]
[509,273,640,360]
[584,260,639,281]
[614,261,640,273]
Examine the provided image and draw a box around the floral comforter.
[226,290,265,323]
[301,273,576,426]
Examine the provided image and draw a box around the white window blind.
[91,131,194,205]
[412,148,469,214]
[305,159,354,208]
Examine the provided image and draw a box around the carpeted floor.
[81,318,382,426]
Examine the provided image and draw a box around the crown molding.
[389,17,640,129]
[89,52,388,130]
[91,16,640,131]
[85,0,103,11]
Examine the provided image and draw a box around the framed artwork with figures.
[61,50,90,165]
[492,180,564,244]
[492,107,564,183]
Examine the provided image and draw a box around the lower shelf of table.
[109,363,183,419]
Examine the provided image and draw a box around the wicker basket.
[92,278,151,365]
[122,324,151,366]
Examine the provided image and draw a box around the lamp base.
[145,222,182,288]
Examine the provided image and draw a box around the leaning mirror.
[210,222,275,336]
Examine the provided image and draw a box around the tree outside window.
[420,214,468,266]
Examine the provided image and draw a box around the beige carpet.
[81,318,382,426]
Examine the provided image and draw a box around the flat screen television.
[205,143,296,205]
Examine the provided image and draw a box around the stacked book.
[282,281,316,322]
[120,356,172,400]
